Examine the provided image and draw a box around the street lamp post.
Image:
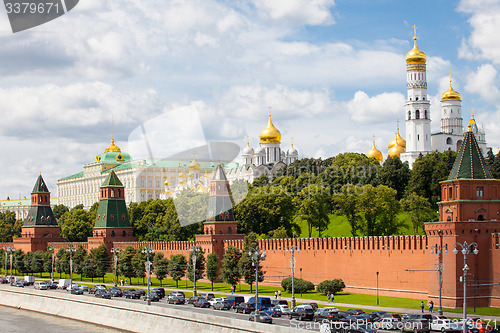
[453,241,478,333]
[3,246,15,280]
[286,243,299,308]
[2,246,9,278]
[190,246,200,296]
[376,271,379,305]
[111,248,120,287]
[249,246,266,323]
[48,246,56,282]
[66,245,76,290]
[142,246,154,305]
[430,244,448,315]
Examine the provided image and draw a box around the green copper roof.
[58,171,84,181]
[448,129,493,180]
[101,170,124,187]
[32,174,49,193]
[23,205,58,227]
[94,198,131,228]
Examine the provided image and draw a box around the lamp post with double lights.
[111,247,120,287]
[142,246,154,305]
[376,271,379,305]
[249,246,266,322]
[190,246,201,296]
[3,246,15,280]
[2,245,8,278]
[453,241,478,333]
[286,243,299,308]
[48,245,56,282]
[430,243,448,315]
[66,245,76,290]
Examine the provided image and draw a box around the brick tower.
[195,163,244,259]
[14,174,64,252]
[426,124,500,307]
[88,170,137,250]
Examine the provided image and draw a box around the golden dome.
[406,36,426,65]
[259,113,281,143]
[104,139,121,153]
[388,125,406,150]
[441,74,461,101]
[189,155,201,170]
[187,172,194,178]
[164,179,171,186]
[388,144,405,158]
[179,178,186,185]
[366,139,383,162]
[178,172,186,178]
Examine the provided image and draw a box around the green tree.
[23,251,33,274]
[187,247,205,283]
[82,254,98,282]
[73,246,87,280]
[333,184,362,236]
[281,277,315,293]
[0,211,17,242]
[92,244,110,282]
[31,251,45,277]
[132,249,146,285]
[89,202,100,222]
[238,233,265,293]
[13,249,26,275]
[294,184,331,237]
[168,254,187,288]
[220,245,242,288]
[58,209,93,242]
[205,253,219,291]
[377,156,410,200]
[267,226,289,239]
[42,251,53,278]
[401,192,436,234]
[56,248,70,277]
[408,153,449,206]
[53,204,69,220]
[357,185,401,236]
[316,279,346,295]
[117,246,136,284]
[153,253,169,287]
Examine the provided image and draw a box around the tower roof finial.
[412,25,418,40]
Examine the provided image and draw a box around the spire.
[448,130,493,180]
[32,174,49,193]
[101,170,124,187]
[212,162,228,181]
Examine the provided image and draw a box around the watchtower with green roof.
[88,170,137,249]
[14,174,63,252]
[425,125,500,307]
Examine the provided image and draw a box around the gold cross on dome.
[412,25,417,37]
[268,106,272,116]
[396,119,400,130]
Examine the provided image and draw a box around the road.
[0,304,124,333]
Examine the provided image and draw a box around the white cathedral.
[367,28,487,166]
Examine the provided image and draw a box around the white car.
[431,319,453,331]
[34,281,48,290]
[277,304,291,314]
[376,318,400,330]
[209,297,226,306]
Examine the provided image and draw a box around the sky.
[1,0,500,199]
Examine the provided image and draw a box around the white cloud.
[251,0,335,26]
[347,91,405,124]
[465,64,500,101]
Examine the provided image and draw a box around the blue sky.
[0,0,499,199]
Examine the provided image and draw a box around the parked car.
[70,287,84,295]
[289,305,314,321]
[474,322,493,333]
[107,287,123,297]
[262,306,282,317]
[375,317,400,330]
[348,309,366,315]
[431,319,453,331]
[144,291,160,302]
[213,301,232,310]
[401,314,432,333]
[235,302,256,314]
[13,281,24,287]
[168,291,185,300]
[123,289,141,299]
[0,277,8,284]
[34,281,48,290]
[95,289,111,299]
[339,311,354,319]
[167,296,185,305]
[187,296,198,304]
[152,288,165,299]
[89,285,106,294]
[382,313,403,320]
[249,311,273,324]
[199,293,215,300]
[314,309,341,322]
[277,304,291,314]
[79,285,89,292]
[271,299,289,307]
[300,302,318,311]
[135,289,146,297]
[209,297,226,306]
[226,296,245,308]
[360,313,379,323]
[372,311,388,318]
[193,297,210,308]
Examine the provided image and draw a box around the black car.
[152,288,165,299]
[235,302,256,314]
[401,314,432,333]
[107,287,123,297]
[360,313,378,323]
[13,281,24,288]
[167,296,185,305]
[45,281,58,289]
[314,309,341,322]
[213,301,232,310]
[348,309,366,315]
[289,306,314,321]
[301,303,318,311]
[123,289,141,299]
[135,289,146,297]
[199,293,215,300]
[339,311,355,318]
[226,296,245,308]
[187,296,198,304]
[70,287,84,295]
[95,289,111,299]
[193,297,210,308]
[144,291,160,302]
[249,311,273,324]
[89,286,106,294]
[0,277,8,284]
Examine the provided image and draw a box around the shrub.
[316,279,346,295]
[281,277,315,293]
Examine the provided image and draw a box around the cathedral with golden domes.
[367,27,487,166]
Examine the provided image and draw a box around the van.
[34,281,48,290]
[248,296,272,310]
[24,276,35,285]
[58,279,71,289]
[226,296,245,308]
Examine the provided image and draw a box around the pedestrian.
[327,293,331,302]
[275,291,278,299]
[420,301,425,313]
[125,279,127,285]
[331,293,334,302]
[278,290,281,299]
[429,301,434,313]
[231,285,234,294]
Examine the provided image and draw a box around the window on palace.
[477,186,484,198]
[448,187,452,199]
